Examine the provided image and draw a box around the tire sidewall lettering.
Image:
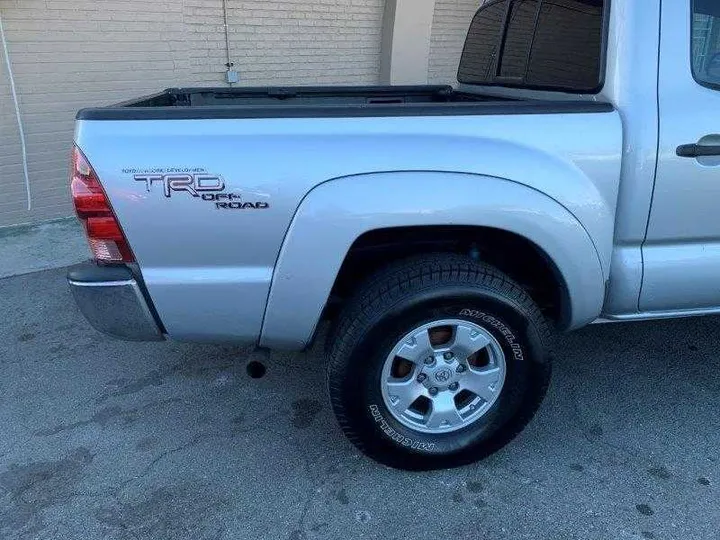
[459,308,525,362]
[368,405,436,451]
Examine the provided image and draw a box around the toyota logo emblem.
[434,369,452,383]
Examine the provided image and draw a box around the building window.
[458,0,606,93]
[692,0,720,89]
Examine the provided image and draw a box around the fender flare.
[260,171,605,349]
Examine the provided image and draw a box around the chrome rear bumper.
[68,263,164,341]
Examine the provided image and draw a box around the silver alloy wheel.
[380,319,507,434]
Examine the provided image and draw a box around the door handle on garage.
[677,143,720,158]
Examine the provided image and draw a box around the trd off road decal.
[126,167,269,211]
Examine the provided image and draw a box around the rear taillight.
[70,146,135,263]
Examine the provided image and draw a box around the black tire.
[327,254,552,470]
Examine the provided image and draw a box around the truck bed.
[77,86,612,120]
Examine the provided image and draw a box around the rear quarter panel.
[75,110,621,344]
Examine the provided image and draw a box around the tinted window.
[457,0,508,84]
[458,0,606,93]
[692,0,720,89]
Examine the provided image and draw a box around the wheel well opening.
[326,226,569,329]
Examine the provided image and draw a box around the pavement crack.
[118,434,207,494]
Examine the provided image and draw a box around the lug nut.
[456,365,466,374]
[417,373,427,383]
[429,387,439,396]
[424,356,435,365]
[449,382,459,392]
[443,352,454,361]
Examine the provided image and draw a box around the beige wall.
[0,0,385,227]
[428,0,480,84]
[224,0,385,86]
[1,30,23,224]
[0,0,477,227]
[1,0,191,227]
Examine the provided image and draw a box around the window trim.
[457,0,612,95]
[690,0,720,91]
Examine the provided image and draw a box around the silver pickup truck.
[67,0,720,469]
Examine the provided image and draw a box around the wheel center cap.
[434,368,452,383]
[423,356,462,389]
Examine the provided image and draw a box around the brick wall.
[428,0,480,84]
[1,33,23,224]
[226,0,384,85]
[0,0,385,227]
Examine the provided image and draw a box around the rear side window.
[458,0,607,93]
[692,0,720,89]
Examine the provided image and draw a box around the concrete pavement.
[0,221,718,540]
[0,219,89,279]
[1,265,719,540]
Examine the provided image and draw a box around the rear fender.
[260,172,605,349]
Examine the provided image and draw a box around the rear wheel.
[327,254,552,470]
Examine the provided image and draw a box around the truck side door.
[641,0,720,312]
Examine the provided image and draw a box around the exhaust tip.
[246,360,267,379]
